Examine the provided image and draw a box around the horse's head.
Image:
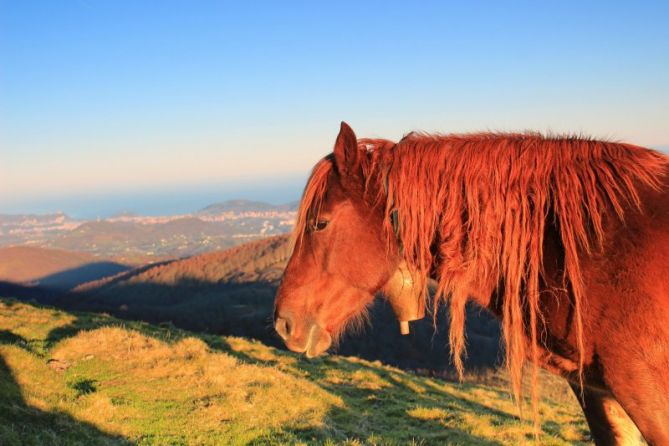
[273,122,402,357]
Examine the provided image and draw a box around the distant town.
[0,200,297,262]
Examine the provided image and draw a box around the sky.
[1,1,668,217]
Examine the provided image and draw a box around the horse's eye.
[312,220,329,232]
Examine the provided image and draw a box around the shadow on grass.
[248,352,513,445]
[275,365,509,445]
[8,276,502,374]
[2,298,582,445]
[0,330,132,445]
[0,330,35,354]
[207,338,583,444]
[21,301,508,444]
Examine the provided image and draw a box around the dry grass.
[0,246,96,284]
[0,298,591,445]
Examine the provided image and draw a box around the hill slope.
[68,235,292,339]
[0,299,589,445]
[0,246,129,290]
[197,199,298,214]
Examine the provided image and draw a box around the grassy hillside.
[0,298,590,445]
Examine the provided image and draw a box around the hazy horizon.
[0,174,307,219]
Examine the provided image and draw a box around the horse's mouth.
[285,323,332,358]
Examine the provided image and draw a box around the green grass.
[0,298,590,445]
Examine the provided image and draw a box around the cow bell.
[382,260,426,335]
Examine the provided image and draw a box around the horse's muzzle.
[274,315,332,358]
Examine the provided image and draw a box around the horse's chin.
[285,323,332,358]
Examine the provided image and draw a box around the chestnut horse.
[274,122,669,445]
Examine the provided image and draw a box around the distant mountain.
[276,200,299,212]
[198,199,297,215]
[0,246,129,290]
[109,210,139,218]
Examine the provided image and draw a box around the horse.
[273,122,669,445]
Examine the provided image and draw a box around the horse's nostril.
[275,317,291,340]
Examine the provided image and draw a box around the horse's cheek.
[338,240,389,290]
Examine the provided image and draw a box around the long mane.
[295,132,668,416]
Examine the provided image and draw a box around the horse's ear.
[333,121,363,190]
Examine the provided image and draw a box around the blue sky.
[1,1,668,217]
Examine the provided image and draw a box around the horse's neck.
[456,219,569,334]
